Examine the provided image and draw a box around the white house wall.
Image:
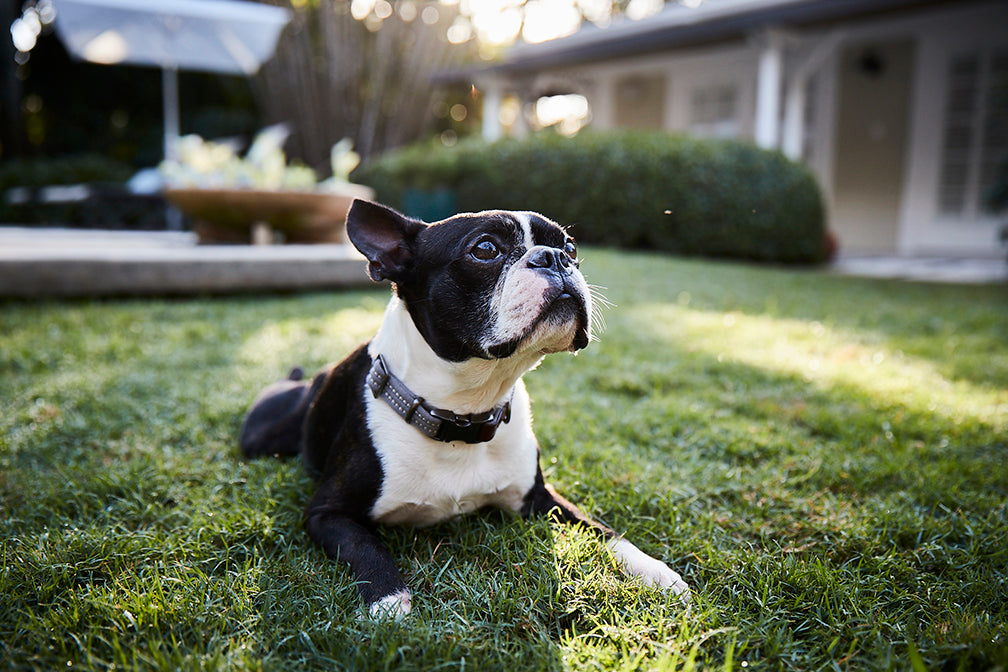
[896,2,1008,257]
[486,0,1008,257]
[578,45,758,139]
[799,0,1008,256]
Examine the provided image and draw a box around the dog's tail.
[239,367,314,459]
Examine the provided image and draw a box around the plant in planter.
[160,126,374,244]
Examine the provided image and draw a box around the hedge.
[353,131,828,264]
[0,154,168,229]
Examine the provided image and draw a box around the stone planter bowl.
[164,183,375,244]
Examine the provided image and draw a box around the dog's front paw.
[366,589,412,620]
[607,538,691,603]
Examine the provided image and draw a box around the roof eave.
[489,0,962,75]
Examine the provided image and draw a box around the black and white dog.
[240,199,690,618]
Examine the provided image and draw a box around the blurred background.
[1,0,1006,264]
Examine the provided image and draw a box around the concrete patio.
[0,226,370,299]
[0,226,1004,299]
[828,254,1008,285]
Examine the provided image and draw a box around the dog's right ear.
[346,199,426,283]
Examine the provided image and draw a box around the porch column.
[481,79,503,142]
[162,64,180,161]
[590,73,615,129]
[754,30,783,150]
[781,80,804,160]
[162,64,183,231]
[782,30,846,160]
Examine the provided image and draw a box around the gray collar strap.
[366,354,512,444]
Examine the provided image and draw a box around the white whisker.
[586,284,613,340]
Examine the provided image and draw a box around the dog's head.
[347,199,593,363]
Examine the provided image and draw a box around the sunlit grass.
[1,248,1006,670]
[237,303,385,376]
[628,302,1005,426]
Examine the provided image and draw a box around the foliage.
[0,153,134,191]
[354,131,828,264]
[2,252,1006,670]
[5,27,258,166]
[158,128,360,192]
[252,1,472,170]
[0,153,166,229]
[986,155,1008,214]
[984,156,1008,260]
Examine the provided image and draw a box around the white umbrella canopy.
[52,0,291,75]
[51,0,291,159]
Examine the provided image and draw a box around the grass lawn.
[1,249,1006,671]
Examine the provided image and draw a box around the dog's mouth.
[548,290,591,349]
[545,290,588,336]
[485,285,590,359]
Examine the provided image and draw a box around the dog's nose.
[527,246,572,273]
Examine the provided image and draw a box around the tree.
[249,0,667,170]
[252,1,470,170]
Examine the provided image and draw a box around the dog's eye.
[470,238,501,261]
[563,240,577,260]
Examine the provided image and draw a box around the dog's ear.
[346,199,426,282]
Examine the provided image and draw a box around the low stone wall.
[0,228,372,299]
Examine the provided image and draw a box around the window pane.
[690,83,738,138]
[939,53,980,217]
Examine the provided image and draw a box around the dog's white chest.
[365,383,539,527]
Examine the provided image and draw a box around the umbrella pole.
[162,64,180,160]
[162,64,183,230]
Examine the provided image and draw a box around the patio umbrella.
[51,0,291,161]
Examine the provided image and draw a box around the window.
[690,84,739,138]
[614,76,665,129]
[938,49,1008,219]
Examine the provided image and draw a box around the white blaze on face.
[516,210,535,250]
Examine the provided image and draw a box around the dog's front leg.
[304,507,411,619]
[522,467,691,602]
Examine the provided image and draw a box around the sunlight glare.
[82,29,129,64]
[472,1,523,45]
[447,16,474,43]
[535,94,591,135]
[350,0,376,21]
[626,0,663,21]
[577,0,615,25]
[522,0,582,43]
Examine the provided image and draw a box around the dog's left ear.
[346,199,426,283]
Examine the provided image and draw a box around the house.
[471,0,1008,257]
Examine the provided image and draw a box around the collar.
[366,354,512,444]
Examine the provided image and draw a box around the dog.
[240,199,690,618]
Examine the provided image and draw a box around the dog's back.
[239,367,314,459]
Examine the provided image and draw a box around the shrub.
[354,131,828,264]
[0,154,167,229]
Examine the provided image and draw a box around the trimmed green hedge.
[0,154,168,229]
[354,131,828,264]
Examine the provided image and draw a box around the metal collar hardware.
[366,354,512,444]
